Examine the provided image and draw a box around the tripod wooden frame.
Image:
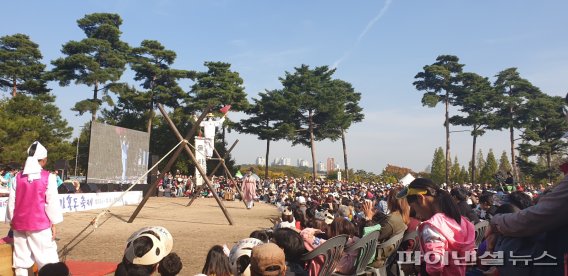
[128,104,235,225]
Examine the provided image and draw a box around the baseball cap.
[250,243,286,276]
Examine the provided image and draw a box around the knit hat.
[250,243,286,276]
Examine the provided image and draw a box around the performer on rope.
[199,114,225,158]
[195,105,230,159]
[242,167,259,209]
[7,141,63,276]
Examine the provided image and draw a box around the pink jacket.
[418,213,475,276]
[12,170,51,231]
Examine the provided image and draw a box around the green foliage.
[278,64,352,179]
[51,13,129,120]
[0,94,74,167]
[351,169,382,183]
[476,149,485,182]
[236,89,295,178]
[517,95,568,182]
[413,55,464,109]
[102,40,192,132]
[0,34,49,97]
[430,147,446,184]
[480,150,498,183]
[490,68,543,177]
[450,72,499,185]
[189,61,249,113]
[498,151,512,173]
[450,156,461,184]
[459,166,469,184]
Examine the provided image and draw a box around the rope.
[58,139,187,259]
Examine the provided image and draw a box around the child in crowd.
[329,217,359,275]
[398,178,475,276]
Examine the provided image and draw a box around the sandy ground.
[0,197,279,275]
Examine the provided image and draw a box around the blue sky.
[2,0,567,173]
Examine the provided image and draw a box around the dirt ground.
[0,197,279,275]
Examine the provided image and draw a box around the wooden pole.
[187,140,240,207]
[127,107,211,223]
[208,140,239,177]
[159,104,235,225]
[207,146,246,208]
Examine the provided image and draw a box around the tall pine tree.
[480,149,498,183]
[0,34,49,97]
[498,151,512,173]
[414,55,464,185]
[51,13,129,121]
[431,147,446,185]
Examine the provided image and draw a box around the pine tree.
[51,13,129,121]
[0,94,74,165]
[0,34,49,97]
[279,65,348,180]
[475,149,485,183]
[459,166,469,184]
[414,55,464,185]
[498,151,512,173]
[491,68,542,180]
[480,149,498,183]
[450,156,461,185]
[431,147,446,185]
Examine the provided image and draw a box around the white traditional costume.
[199,115,224,158]
[7,141,63,275]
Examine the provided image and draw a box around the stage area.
[0,197,278,275]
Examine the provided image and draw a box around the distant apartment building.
[326,158,336,173]
[297,159,310,167]
[255,157,265,166]
[272,157,292,166]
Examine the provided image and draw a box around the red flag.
[220,105,231,114]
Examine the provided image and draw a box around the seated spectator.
[398,178,475,276]
[250,230,271,244]
[272,228,308,276]
[115,226,174,276]
[451,187,480,224]
[478,193,497,220]
[38,262,70,276]
[508,190,533,210]
[293,208,306,230]
[158,252,183,276]
[250,243,287,276]
[329,217,359,275]
[275,207,296,230]
[200,245,232,276]
[229,238,264,276]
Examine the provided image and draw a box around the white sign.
[195,137,207,186]
[0,191,143,222]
